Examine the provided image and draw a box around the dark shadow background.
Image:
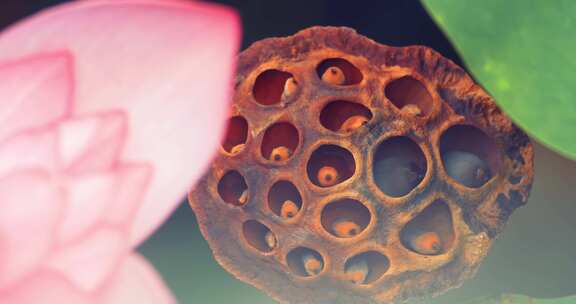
[2,1,575,303]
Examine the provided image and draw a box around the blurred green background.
[3,1,575,303]
[423,0,576,161]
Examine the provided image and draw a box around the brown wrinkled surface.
[189,27,533,304]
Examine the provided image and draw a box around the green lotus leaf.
[422,0,576,160]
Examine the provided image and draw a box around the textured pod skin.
[189,27,533,304]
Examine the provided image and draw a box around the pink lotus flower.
[0,0,239,303]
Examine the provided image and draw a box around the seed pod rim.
[189,26,534,304]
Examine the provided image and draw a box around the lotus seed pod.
[317,165,339,187]
[339,115,369,132]
[321,66,346,85]
[189,27,534,304]
[443,150,491,188]
[280,200,299,218]
[270,146,292,162]
[344,258,370,285]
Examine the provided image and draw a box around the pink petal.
[58,111,126,175]
[0,0,240,246]
[0,52,73,142]
[58,173,117,243]
[0,170,63,289]
[99,254,175,304]
[58,164,152,243]
[45,228,128,291]
[101,163,152,225]
[0,126,58,176]
[1,271,93,304]
[2,256,172,304]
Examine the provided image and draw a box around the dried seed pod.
[189,27,534,304]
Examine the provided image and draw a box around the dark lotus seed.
[443,150,491,188]
[374,156,425,197]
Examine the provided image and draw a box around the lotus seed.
[339,115,368,132]
[321,66,346,85]
[443,150,491,188]
[345,258,370,285]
